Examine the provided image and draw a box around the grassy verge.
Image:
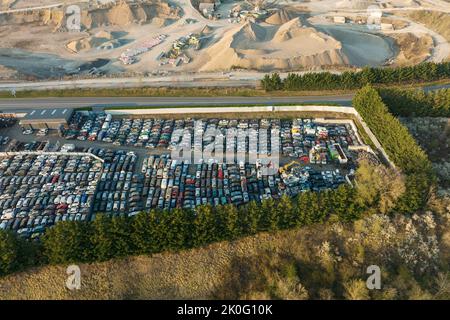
[376,78,450,90]
[0,79,448,99]
[0,87,353,98]
[1,210,448,300]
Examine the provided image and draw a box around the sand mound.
[66,30,120,53]
[336,0,374,9]
[94,30,114,40]
[201,25,215,35]
[237,21,267,41]
[0,0,181,30]
[265,8,300,25]
[272,17,307,42]
[199,18,348,72]
[382,0,420,8]
[80,0,180,29]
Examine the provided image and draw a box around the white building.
[333,16,346,24]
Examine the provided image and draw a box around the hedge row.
[261,62,450,91]
[0,186,363,273]
[353,86,435,213]
[378,88,450,117]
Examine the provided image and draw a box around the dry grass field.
[408,11,450,42]
[1,204,449,300]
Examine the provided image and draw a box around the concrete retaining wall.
[106,106,274,115]
[353,113,395,168]
[274,106,357,114]
[106,105,360,116]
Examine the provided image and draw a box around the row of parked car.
[61,113,362,161]
[139,155,283,211]
[0,154,103,239]
[65,113,175,149]
[0,115,16,129]
[91,150,144,217]
[281,166,348,195]
[0,143,352,237]
[5,140,52,152]
[138,154,349,211]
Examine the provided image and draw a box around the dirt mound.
[0,0,181,30]
[383,0,421,8]
[265,8,300,25]
[199,19,348,72]
[336,0,374,9]
[0,0,14,10]
[200,25,214,35]
[94,30,113,40]
[66,30,117,53]
[81,0,180,29]
[408,10,450,42]
[237,21,267,41]
[391,32,433,66]
[272,17,307,42]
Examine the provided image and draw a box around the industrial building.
[19,108,74,130]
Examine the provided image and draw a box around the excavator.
[279,161,302,177]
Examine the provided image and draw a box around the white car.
[37,128,49,136]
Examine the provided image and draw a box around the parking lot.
[0,111,371,238]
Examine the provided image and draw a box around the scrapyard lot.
[0,151,350,239]
[139,154,349,213]
[62,111,363,160]
[0,153,102,239]
[0,111,373,238]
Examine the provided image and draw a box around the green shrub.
[261,62,450,91]
[378,88,450,117]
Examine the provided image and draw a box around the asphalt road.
[0,95,355,112]
[0,82,448,112]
